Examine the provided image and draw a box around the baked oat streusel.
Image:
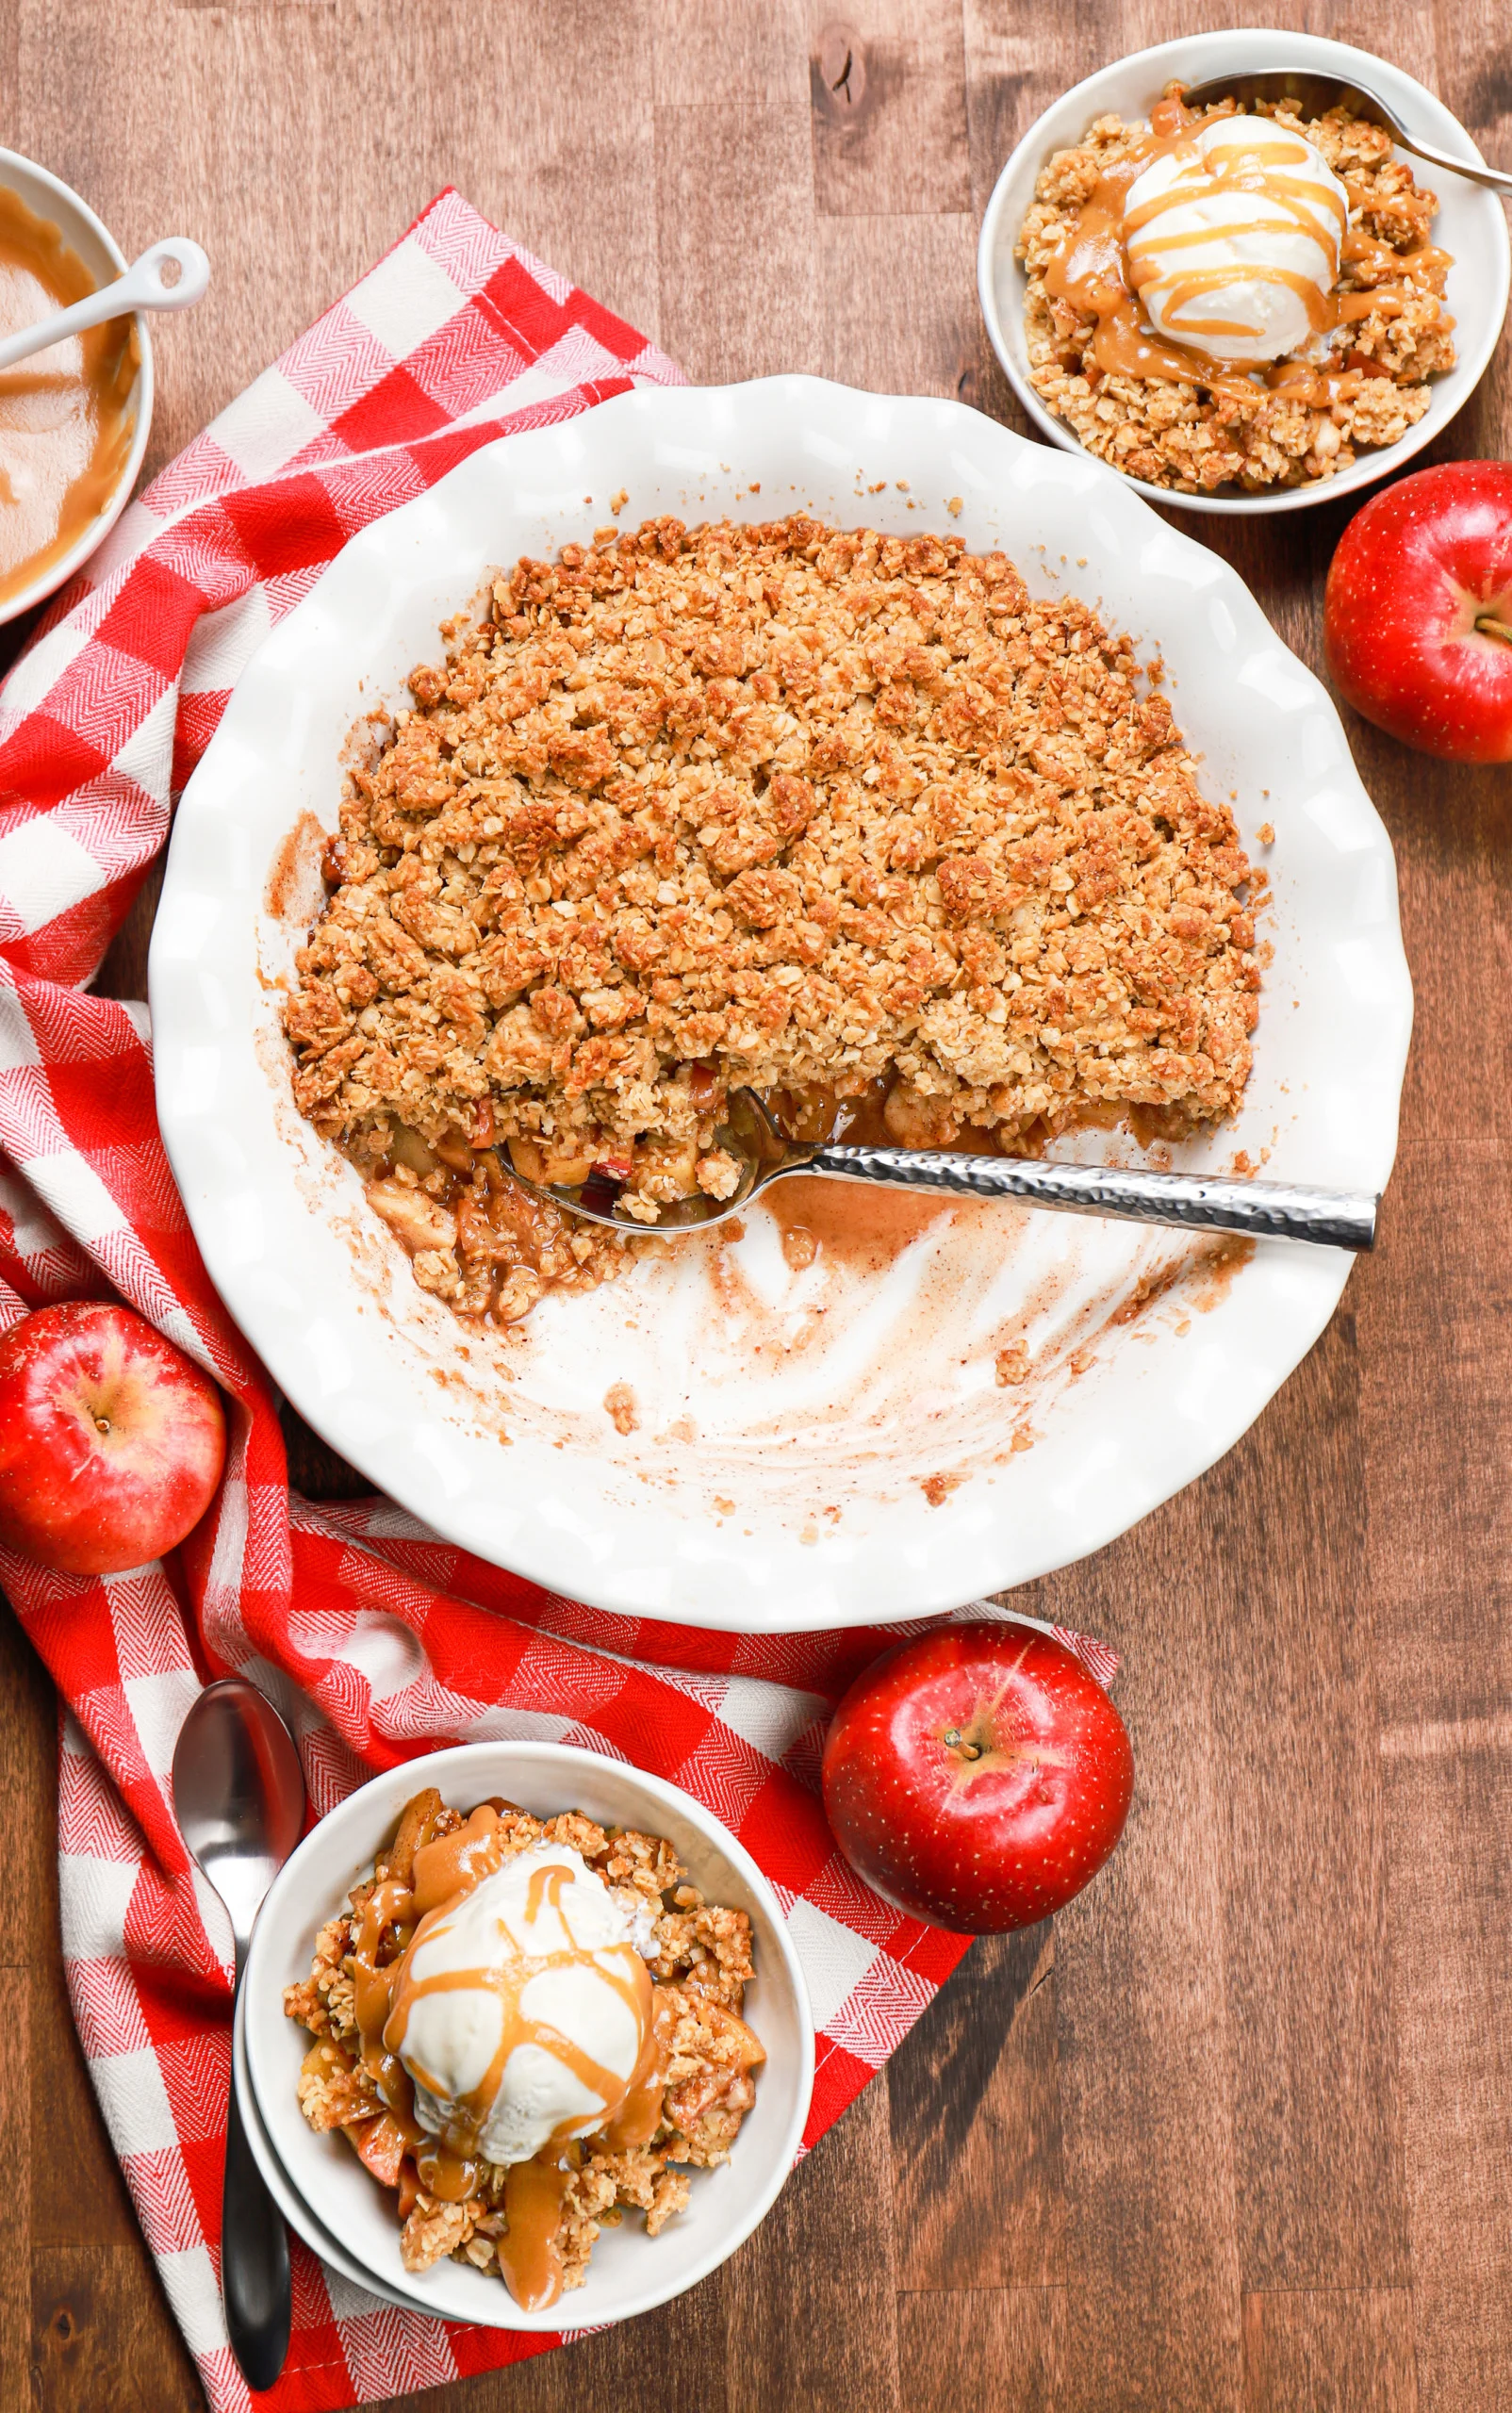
[283,514,1258,1320]
[1018,99,1455,494]
[285,1788,763,2307]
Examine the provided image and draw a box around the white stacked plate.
[235,1742,814,2330]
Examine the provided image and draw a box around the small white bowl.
[0,149,153,622]
[242,1742,814,2331]
[977,28,1511,516]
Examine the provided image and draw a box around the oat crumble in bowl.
[1016,93,1456,495]
[282,511,1259,1324]
[284,1784,764,2311]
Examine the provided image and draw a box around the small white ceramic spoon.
[0,234,209,373]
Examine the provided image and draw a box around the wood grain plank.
[653,0,808,107]
[897,2288,1066,2413]
[1203,1312,1410,2291]
[724,2081,901,2413]
[1010,1511,1244,2410]
[1345,26,1512,2388]
[889,1926,1063,2289]
[0,1605,62,1969]
[13,0,662,473]
[654,103,820,383]
[1380,1742,1512,2411]
[29,1957,152,2257]
[960,0,1103,220]
[1242,2289,1419,2413]
[0,1962,29,2413]
[32,2246,201,2413]
[814,211,979,398]
[809,0,970,217]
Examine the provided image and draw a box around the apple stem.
[1474,613,1512,646]
[94,1416,110,1435]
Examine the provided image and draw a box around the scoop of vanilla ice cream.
[396,1841,650,2167]
[1123,116,1348,363]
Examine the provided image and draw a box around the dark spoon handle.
[222,2049,291,2390]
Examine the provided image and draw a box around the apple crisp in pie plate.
[150,376,1411,1629]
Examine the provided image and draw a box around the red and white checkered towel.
[0,191,1117,2412]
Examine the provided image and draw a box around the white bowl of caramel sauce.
[0,150,152,622]
[978,29,1510,514]
[240,1741,814,2331]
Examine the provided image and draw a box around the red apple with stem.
[821,1625,1133,1933]
[0,1303,226,1576]
[1324,461,1512,763]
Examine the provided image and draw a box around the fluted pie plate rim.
[150,375,1412,1628]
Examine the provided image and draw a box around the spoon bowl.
[173,1677,304,2393]
[173,1676,305,1954]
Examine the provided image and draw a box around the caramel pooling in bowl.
[0,185,138,606]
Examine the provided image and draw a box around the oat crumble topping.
[284,514,1258,1320]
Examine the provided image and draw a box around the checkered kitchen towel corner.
[0,188,1117,2412]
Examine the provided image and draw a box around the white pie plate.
[240,1742,814,2331]
[977,28,1512,517]
[150,375,1412,1630]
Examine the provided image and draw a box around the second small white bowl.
[977,28,1511,516]
[242,1741,814,2332]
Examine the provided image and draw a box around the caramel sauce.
[500,2159,569,2311]
[347,1801,667,2308]
[763,1174,955,1275]
[0,186,139,606]
[1042,101,1437,402]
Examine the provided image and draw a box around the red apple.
[0,1303,226,1576]
[821,1625,1133,1932]
[1324,461,1512,763]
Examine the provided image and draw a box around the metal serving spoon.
[507,1090,1377,1252]
[0,237,209,375]
[172,1677,305,2393]
[1178,68,1512,199]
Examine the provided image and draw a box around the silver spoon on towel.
[1177,68,1512,199]
[506,1089,1378,1253]
[173,1677,304,2393]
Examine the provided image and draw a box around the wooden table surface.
[3,2,1509,2407]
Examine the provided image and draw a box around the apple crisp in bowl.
[284,1784,764,2312]
[1016,94,1456,498]
[283,511,1258,1324]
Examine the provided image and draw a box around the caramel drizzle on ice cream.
[1044,94,1441,399]
[349,1804,668,2311]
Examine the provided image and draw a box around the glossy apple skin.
[0,1303,226,1576]
[1324,462,1512,763]
[821,1626,1133,1933]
